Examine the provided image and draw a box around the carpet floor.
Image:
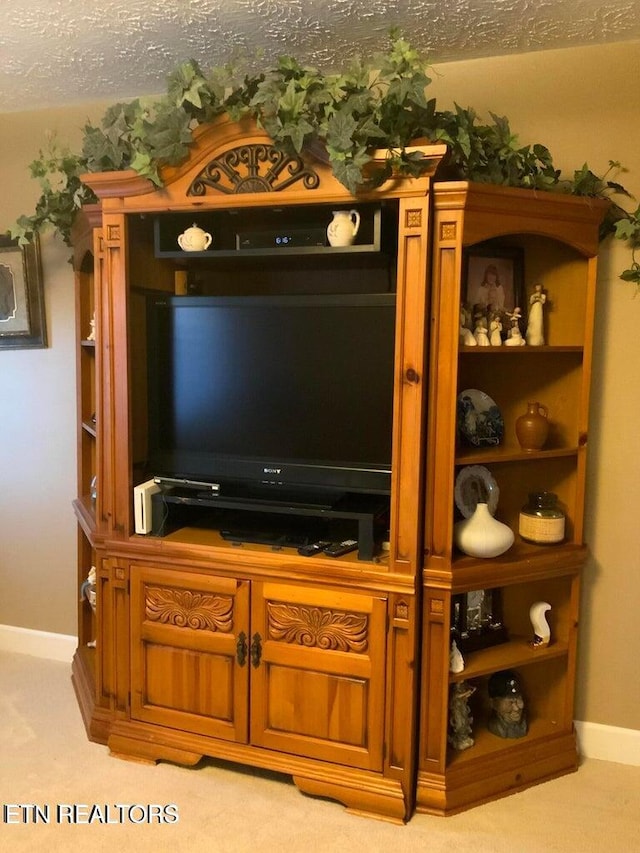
[1,650,638,852]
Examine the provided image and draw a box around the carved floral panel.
[145,586,233,633]
[266,601,368,653]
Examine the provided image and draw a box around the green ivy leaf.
[620,267,640,282]
[168,60,207,108]
[330,156,365,194]
[82,125,126,171]
[326,111,358,151]
[278,79,308,119]
[144,107,193,165]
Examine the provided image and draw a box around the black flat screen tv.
[146,292,396,499]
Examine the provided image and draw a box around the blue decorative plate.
[457,389,504,447]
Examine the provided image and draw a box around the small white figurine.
[87,313,96,342]
[529,601,552,648]
[489,314,503,346]
[449,639,465,673]
[526,283,547,346]
[473,315,490,346]
[460,309,477,346]
[505,307,526,346]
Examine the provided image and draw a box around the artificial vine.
[10,32,640,285]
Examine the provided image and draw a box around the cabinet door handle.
[236,631,247,667]
[250,632,262,668]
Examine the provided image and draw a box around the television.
[145,292,397,503]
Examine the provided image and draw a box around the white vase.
[454,501,514,558]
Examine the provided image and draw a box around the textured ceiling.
[2,0,640,113]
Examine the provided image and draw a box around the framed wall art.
[0,234,47,349]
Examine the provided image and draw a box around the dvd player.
[235,228,326,250]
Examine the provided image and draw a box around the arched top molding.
[80,113,447,213]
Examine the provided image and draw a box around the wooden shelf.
[81,419,96,437]
[447,542,586,591]
[459,345,583,355]
[450,635,569,683]
[156,243,383,260]
[446,716,568,767]
[153,203,384,259]
[455,444,580,465]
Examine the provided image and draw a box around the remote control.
[324,539,358,557]
[297,540,332,557]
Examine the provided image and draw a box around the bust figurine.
[487,669,528,738]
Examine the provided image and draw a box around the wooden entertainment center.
[71,114,607,821]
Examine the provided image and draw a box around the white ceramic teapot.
[327,209,360,247]
[177,222,212,252]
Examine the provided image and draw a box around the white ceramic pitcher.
[327,209,360,247]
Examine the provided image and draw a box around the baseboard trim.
[575,720,640,766]
[0,623,76,663]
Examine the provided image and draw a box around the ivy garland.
[10,32,640,285]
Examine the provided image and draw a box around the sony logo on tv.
[263,467,282,474]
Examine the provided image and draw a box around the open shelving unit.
[416,180,607,815]
[70,204,111,744]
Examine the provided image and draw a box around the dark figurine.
[487,669,528,738]
[448,680,476,750]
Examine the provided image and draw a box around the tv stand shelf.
[150,486,388,560]
[153,202,386,259]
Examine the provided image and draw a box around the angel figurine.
[460,308,477,346]
[489,313,503,346]
[505,307,526,347]
[473,314,490,347]
[526,284,546,346]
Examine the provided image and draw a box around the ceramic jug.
[515,401,549,452]
[327,209,360,247]
[178,222,212,252]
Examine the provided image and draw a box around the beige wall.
[0,40,638,731]
[0,103,111,635]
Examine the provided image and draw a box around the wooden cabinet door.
[250,581,387,771]
[130,564,250,742]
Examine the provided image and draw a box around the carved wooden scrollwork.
[145,586,233,633]
[188,143,320,196]
[266,601,368,652]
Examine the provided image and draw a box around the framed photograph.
[0,234,47,349]
[462,245,525,339]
